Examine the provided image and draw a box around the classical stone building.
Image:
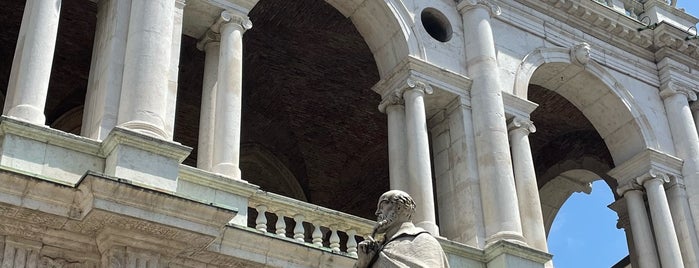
[0,0,698,267]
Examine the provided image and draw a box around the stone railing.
[247,190,374,257]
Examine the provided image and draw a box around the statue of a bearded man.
[354,190,450,268]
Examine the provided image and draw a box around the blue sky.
[547,3,699,267]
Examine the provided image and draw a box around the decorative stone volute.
[196,29,221,51]
[507,117,536,134]
[636,169,672,187]
[660,81,698,102]
[220,10,253,32]
[378,89,404,113]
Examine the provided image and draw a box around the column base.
[212,162,242,181]
[485,231,527,248]
[5,104,46,125]
[415,221,440,236]
[102,127,191,192]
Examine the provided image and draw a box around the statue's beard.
[375,210,397,234]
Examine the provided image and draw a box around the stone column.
[458,0,524,244]
[617,183,660,268]
[117,0,176,139]
[637,172,685,268]
[4,0,62,124]
[666,176,699,268]
[211,10,252,180]
[196,30,220,171]
[508,117,547,252]
[660,82,699,264]
[379,90,408,191]
[82,0,131,140]
[402,79,438,235]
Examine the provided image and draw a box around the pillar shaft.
[621,187,660,268]
[666,179,699,268]
[383,99,408,192]
[118,0,175,139]
[458,1,523,244]
[508,118,548,252]
[640,174,685,268]
[211,11,251,180]
[82,0,131,140]
[4,0,62,124]
[197,32,220,171]
[403,82,438,235]
[660,85,699,265]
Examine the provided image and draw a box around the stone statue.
[354,190,450,268]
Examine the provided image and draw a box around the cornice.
[607,148,682,186]
[512,0,699,67]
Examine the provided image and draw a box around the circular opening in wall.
[421,8,452,42]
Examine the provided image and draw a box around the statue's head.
[571,42,591,65]
[374,190,416,234]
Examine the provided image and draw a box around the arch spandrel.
[513,47,658,165]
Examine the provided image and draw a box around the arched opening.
[525,60,644,266]
[174,0,389,220]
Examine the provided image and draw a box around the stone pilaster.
[508,117,547,252]
[637,171,685,268]
[616,183,660,268]
[196,30,221,171]
[402,79,438,235]
[211,10,252,180]
[117,0,176,139]
[1,237,42,268]
[4,0,62,125]
[458,0,524,246]
[379,89,408,192]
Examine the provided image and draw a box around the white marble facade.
[1,0,698,267]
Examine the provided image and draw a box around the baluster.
[329,228,341,253]
[312,222,323,247]
[346,229,358,257]
[255,205,268,232]
[275,211,287,237]
[293,214,305,242]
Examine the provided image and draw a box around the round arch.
[513,46,657,164]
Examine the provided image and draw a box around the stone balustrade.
[247,191,375,257]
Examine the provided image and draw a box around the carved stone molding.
[405,78,433,95]
[660,81,698,102]
[507,117,536,134]
[457,0,501,17]
[616,181,644,197]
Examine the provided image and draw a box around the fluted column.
[458,0,524,244]
[379,90,408,191]
[666,175,699,268]
[402,79,438,235]
[4,0,62,124]
[617,183,660,268]
[211,10,252,180]
[196,30,220,171]
[508,117,547,252]
[638,172,684,268]
[117,0,176,139]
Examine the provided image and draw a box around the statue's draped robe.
[371,224,450,268]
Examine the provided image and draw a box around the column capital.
[456,0,501,17]
[404,78,433,96]
[507,117,536,134]
[378,90,404,113]
[616,181,644,197]
[220,10,253,32]
[636,169,671,187]
[196,29,221,51]
[660,81,698,102]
